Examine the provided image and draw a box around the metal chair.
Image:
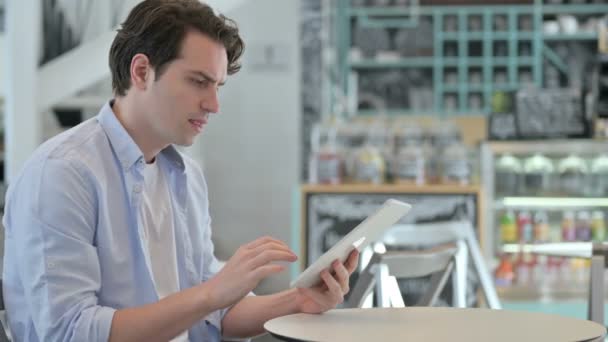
[379,221,501,309]
[345,220,502,310]
[345,243,459,308]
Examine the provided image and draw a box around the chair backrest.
[345,243,458,308]
[382,221,501,309]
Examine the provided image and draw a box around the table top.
[264,307,607,342]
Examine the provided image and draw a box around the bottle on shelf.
[591,210,606,242]
[562,211,577,242]
[533,211,551,243]
[515,253,533,287]
[517,211,533,244]
[575,211,592,242]
[494,254,515,288]
[500,210,518,244]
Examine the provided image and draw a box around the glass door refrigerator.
[481,140,608,322]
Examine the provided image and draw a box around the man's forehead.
[178,32,228,79]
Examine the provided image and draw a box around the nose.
[201,88,220,114]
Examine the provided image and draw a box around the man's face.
[143,30,228,147]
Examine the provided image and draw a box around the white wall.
[198,0,300,294]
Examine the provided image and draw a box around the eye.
[190,78,209,88]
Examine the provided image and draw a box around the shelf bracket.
[542,44,568,76]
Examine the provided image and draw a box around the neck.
[112,96,167,163]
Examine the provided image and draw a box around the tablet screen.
[291,199,412,288]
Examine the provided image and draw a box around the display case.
[480,140,608,320]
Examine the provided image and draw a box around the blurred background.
[3,0,608,341]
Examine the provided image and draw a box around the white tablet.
[291,199,412,288]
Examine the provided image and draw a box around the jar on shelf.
[367,120,392,182]
[426,121,462,184]
[393,122,424,151]
[352,145,386,184]
[393,143,425,185]
[495,154,523,196]
[589,154,608,197]
[441,143,472,185]
[557,154,589,197]
[338,121,366,183]
[308,120,341,184]
[393,122,425,185]
[523,153,555,196]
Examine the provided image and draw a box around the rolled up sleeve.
[6,157,115,341]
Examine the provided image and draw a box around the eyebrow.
[188,70,226,86]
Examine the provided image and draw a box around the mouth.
[189,118,207,132]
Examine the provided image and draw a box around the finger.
[321,270,344,304]
[252,264,287,281]
[248,242,297,264]
[245,236,288,250]
[332,260,350,293]
[250,241,295,256]
[249,250,297,269]
[345,249,360,274]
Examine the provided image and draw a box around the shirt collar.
[96,100,185,173]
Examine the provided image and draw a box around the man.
[2,0,359,341]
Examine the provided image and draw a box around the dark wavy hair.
[109,0,245,96]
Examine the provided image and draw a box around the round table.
[264,307,606,342]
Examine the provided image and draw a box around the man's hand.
[203,236,297,311]
[295,249,359,314]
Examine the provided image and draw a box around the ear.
[130,53,152,91]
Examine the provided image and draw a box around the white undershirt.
[139,159,188,342]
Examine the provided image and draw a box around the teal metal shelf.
[350,58,435,69]
[335,1,608,117]
[442,57,534,67]
[543,33,598,41]
[442,32,535,41]
[541,4,608,14]
[349,57,534,69]
[347,4,608,16]
[356,109,437,116]
[444,84,487,92]
[348,5,535,17]
[356,108,486,116]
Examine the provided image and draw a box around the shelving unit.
[333,0,608,116]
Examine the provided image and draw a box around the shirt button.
[134,184,143,193]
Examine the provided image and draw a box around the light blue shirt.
[3,102,226,341]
